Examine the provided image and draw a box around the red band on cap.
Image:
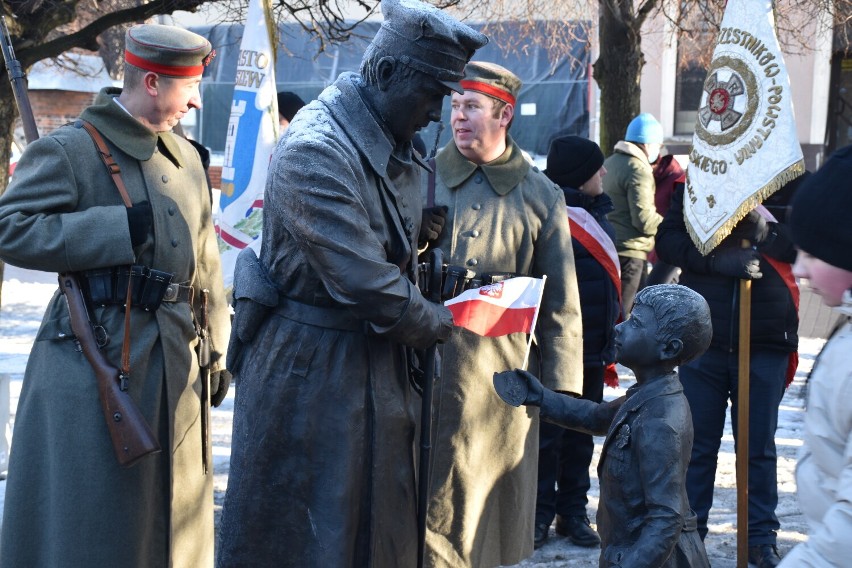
[460,80,516,106]
[125,50,205,77]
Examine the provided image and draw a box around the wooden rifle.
[58,275,161,467]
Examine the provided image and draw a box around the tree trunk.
[593,0,645,156]
[0,78,19,311]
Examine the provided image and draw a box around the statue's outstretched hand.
[493,369,544,407]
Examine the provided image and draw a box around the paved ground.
[0,265,820,566]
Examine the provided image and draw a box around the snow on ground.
[0,266,822,566]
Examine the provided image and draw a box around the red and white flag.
[444,276,545,337]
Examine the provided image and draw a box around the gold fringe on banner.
[687,159,806,256]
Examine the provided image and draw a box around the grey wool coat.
[423,139,583,568]
[0,88,230,567]
[216,73,453,568]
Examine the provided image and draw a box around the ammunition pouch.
[227,247,278,371]
[80,264,185,311]
[417,262,522,302]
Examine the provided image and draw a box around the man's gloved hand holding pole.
[711,248,763,280]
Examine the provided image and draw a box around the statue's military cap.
[371,0,488,93]
[461,61,522,106]
[125,24,215,78]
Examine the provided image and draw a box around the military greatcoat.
[0,88,230,567]
[216,73,453,568]
[423,139,583,568]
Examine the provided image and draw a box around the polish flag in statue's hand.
[444,276,545,337]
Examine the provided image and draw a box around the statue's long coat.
[216,73,452,567]
[423,140,583,568]
[0,89,230,568]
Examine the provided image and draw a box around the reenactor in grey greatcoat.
[0,25,230,568]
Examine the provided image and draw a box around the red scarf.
[756,205,799,387]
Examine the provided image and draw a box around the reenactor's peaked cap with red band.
[125,24,214,78]
[460,61,522,106]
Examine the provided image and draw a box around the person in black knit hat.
[276,90,306,131]
[544,135,606,190]
[534,135,620,549]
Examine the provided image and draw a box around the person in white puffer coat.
[781,145,852,567]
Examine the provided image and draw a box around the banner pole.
[737,277,752,568]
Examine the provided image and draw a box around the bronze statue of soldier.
[216,1,487,566]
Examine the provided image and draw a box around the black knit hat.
[277,91,306,123]
[790,145,852,271]
[544,135,605,189]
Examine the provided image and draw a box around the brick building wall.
[16,90,96,138]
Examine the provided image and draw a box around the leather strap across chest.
[78,120,133,208]
[78,119,134,377]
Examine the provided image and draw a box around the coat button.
[470,230,480,238]
[168,206,175,216]
[162,175,169,183]
[472,203,481,210]
[171,239,179,247]
[467,258,478,267]
[474,175,483,184]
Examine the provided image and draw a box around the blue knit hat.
[625,113,664,144]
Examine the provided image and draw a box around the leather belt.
[273,296,364,332]
[162,283,193,303]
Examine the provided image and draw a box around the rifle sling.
[78,120,133,207]
[79,119,134,379]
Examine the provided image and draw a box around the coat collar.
[613,140,650,166]
[837,289,852,317]
[620,372,682,413]
[563,187,614,216]
[321,73,404,179]
[601,371,682,451]
[435,136,530,196]
[80,87,185,167]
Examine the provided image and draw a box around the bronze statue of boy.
[494,284,712,567]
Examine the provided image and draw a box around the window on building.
[674,60,707,135]
[673,20,714,136]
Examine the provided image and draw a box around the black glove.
[729,210,769,245]
[210,369,232,407]
[517,369,545,406]
[711,247,763,279]
[419,206,448,245]
[126,201,153,247]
